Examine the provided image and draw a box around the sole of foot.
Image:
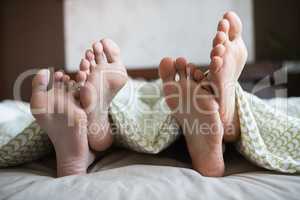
[208,11,248,142]
[159,57,225,177]
[30,70,95,177]
[76,38,128,152]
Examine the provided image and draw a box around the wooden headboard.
[126,62,298,98]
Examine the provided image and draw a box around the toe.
[213,31,226,47]
[193,68,205,82]
[32,69,50,93]
[159,57,176,82]
[66,80,79,97]
[92,42,105,64]
[76,71,87,83]
[218,19,230,36]
[187,63,196,78]
[63,74,70,83]
[210,44,226,59]
[194,69,204,82]
[67,80,76,90]
[80,58,90,73]
[85,49,95,62]
[175,57,188,80]
[31,69,51,115]
[101,38,121,64]
[85,49,97,68]
[223,11,242,41]
[54,71,64,82]
[209,56,223,73]
[187,63,204,82]
[53,71,64,90]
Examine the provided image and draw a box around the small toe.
[187,63,204,82]
[193,68,205,82]
[101,38,121,64]
[223,11,242,41]
[213,31,227,47]
[175,57,188,79]
[80,58,90,73]
[67,80,78,96]
[62,74,70,83]
[209,56,223,73]
[210,44,226,59]
[67,80,76,89]
[92,41,105,64]
[159,57,176,82]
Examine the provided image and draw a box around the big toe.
[92,42,106,64]
[159,57,176,82]
[223,11,242,41]
[32,69,50,93]
[159,57,181,110]
[101,38,121,64]
[31,69,50,114]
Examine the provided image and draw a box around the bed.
[1,64,300,199]
[1,146,300,200]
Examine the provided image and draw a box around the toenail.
[94,42,102,49]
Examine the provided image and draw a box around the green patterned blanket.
[0,80,299,173]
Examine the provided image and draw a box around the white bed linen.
[0,149,299,200]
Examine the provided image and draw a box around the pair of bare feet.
[30,38,128,176]
[160,11,247,176]
[30,11,247,177]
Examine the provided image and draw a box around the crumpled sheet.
[0,148,299,200]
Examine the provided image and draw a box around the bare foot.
[159,57,225,177]
[209,11,247,141]
[30,70,95,177]
[76,38,128,151]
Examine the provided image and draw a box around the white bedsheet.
[0,148,299,200]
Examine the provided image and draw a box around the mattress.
[0,146,299,200]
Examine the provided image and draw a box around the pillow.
[0,101,52,167]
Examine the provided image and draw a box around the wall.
[64,0,254,70]
[254,0,300,61]
[0,0,65,101]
